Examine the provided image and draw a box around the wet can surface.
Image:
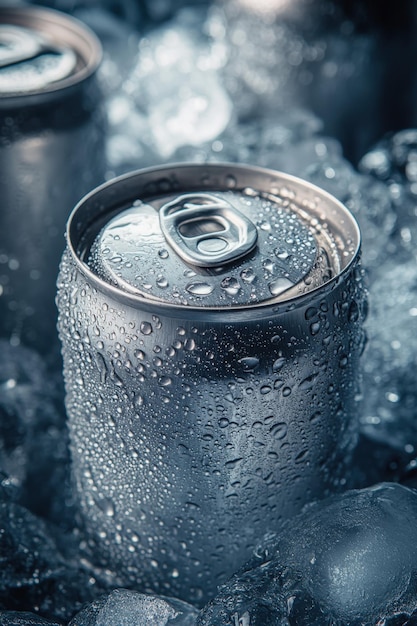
[0,6,104,357]
[57,163,366,605]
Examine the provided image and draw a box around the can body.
[57,164,366,605]
[0,6,105,358]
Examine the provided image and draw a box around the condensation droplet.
[272,357,286,372]
[238,357,260,371]
[221,276,240,296]
[140,321,153,335]
[299,372,319,391]
[186,282,215,296]
[240,268,256,283]
[184,338,196,351]
[310,321,321,335]
[270,422,288,439]
[269,277,295,296]
[156,276,169,288]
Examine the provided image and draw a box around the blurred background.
[16,0,417,166]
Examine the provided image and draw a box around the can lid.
[0,25,77,94]
[88,187,331,307]
[0,6,102,104]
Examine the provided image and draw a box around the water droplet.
[225,174,237,188]
[156,275,169,288]
[305,307,318,320]
[263,259,275,273]
[348,300,359,322]
[184,338,196,351]
[270,422,288,439]
[310,411,321,423]
[260,385,272,395]
[275,249,290,260]
[158,249,169,259]
[240,268,256,283]
[269,277,295,296]
[221,276,240,296]
[258,220,271,231]
[134,395,144,408]
[295,449,308,463]
[238,357,260,371]
[140,321,153,335]
[159,376,172,387]
[96,497,115,517]
[310,321,321,335]
[299,372,319,390]
[339,355,348,368]
[282,386,292,397]
[272,357,285,372]
[225,457,243,469]
[186,282,215,296]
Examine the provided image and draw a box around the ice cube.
[360,260,417,450]
[68,589,198,625]
[359,129,417,264]
[0,497,103,622]
[0,340,71,524]
[300,153,396,278]
[198,483,417,625]
[105,7,232,172]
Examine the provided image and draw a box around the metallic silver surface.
[0,6,104,357]
[58,163,366,606]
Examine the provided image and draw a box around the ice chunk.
[361,261,417,450]
[301,153,396,278]
[105,8,232,172]
[198,483,417,625]
[210,2,308,117]
[0,611,63,625]
[359,129,417,264]
[0,498,103,622]
[68,589,198,625]
[0,341,71,524]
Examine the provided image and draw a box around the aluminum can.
[0,6,104,359]
[57,163,366,605]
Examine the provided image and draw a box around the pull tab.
[159,193,258,267]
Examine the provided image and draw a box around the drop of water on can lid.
[263,259,275,273]
[185,282,215,296]
[240,268,256,283]
[268,277,295,296]
[158,249,169,259]
[221,277,240,296]
[156,275,169,288]
[140,322,153,335]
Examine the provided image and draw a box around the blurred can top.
[0,5,101,107]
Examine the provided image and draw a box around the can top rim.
[66,162,362,320]
[0,5,102,105]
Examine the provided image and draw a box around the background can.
[57,163,366,605]
[0,5,104,359]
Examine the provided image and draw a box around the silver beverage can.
[57,163,366,605]
[0,6,104,358]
